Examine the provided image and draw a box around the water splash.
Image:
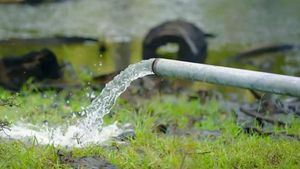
[79,59,154,131]
[0,59,155,147]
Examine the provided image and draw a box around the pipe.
[152,58,300,97]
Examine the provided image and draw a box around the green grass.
[0,29,299,169]
[0,88,299,169]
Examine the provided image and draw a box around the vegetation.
[0,86,299,169]
[0,1,299,168]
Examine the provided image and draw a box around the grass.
[0,25,299,168]
[0,86,299,169]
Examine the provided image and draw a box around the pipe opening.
[151,58,160,76]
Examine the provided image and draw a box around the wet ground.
[0,1,300,168]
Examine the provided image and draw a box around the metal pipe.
[152,58,300,97]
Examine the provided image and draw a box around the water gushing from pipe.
[3,58,300,147]
[0,59,155,147]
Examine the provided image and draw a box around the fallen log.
[232,44,299,61]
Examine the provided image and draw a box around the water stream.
[0,59,154,147]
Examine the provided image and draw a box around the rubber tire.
[142,20,207,63]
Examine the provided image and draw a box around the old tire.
[142,20,207,63]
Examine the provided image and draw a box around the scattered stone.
[153,122,221,140]
[115,130,135,141]
[232,92,300,139]
[240,105,288,127]
[114,123,135,141]
[243,126,300,141]
[58,150,119,169]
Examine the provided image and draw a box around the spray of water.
[0,59,155,147]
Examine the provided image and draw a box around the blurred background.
[0,0,300,91]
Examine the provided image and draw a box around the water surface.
[0,0,299,48]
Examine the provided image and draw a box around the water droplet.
[0,59,155,147]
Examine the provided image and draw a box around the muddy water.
[0,0,299,47]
